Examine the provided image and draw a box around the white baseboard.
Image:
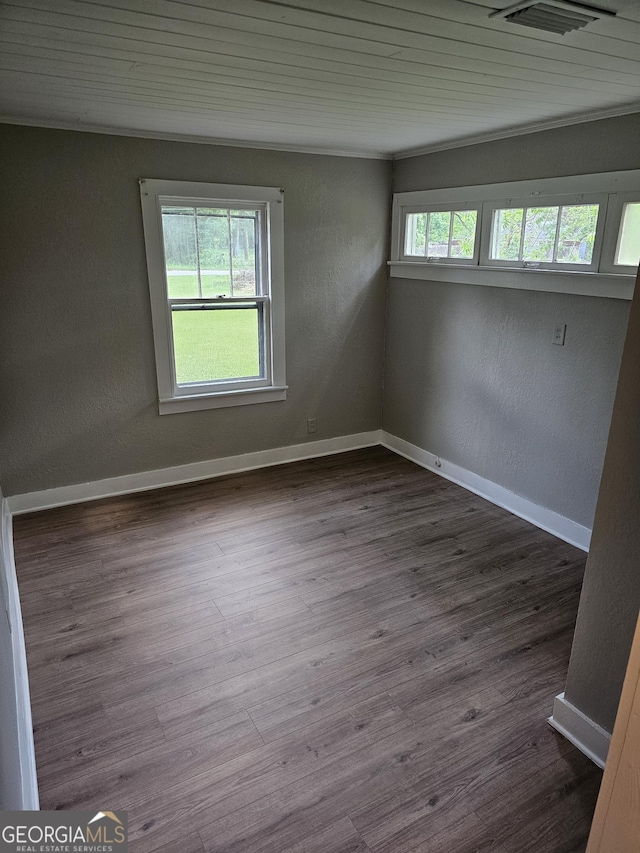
[380,432,591,552]
[7,431,382,515]
[9,430,592,554]
[0,496,39,809]
[548,692,611,769]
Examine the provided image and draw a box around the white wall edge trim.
[7,431,382,515]
[393,101,640,160]
[0,498,39,809]
[0,117,391,161]
[548,692,611,769]
[380,432,591,552]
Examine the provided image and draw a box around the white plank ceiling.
[1,0,640,158]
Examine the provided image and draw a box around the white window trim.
[390,170,640,300]
[140,178,287,414]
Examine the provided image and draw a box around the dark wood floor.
[13,447,601,853]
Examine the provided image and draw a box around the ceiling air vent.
[490,0,616,34]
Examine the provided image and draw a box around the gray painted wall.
[393,113,640,193]
[0,125,391,496]
[386,112,640,529]
[564,269,640,732]
[383,280,627,528]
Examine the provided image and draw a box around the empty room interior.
[2,1,640,851]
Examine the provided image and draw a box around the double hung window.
[140,179,286,414]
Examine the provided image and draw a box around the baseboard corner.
[380,431,591,552]
[548,692,611,769]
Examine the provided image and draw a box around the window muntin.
[140,180,286,414]
[615,202,640,267]
[402,205,479,264]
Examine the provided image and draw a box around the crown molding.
[393,101,640,160]
[0,116,392,161]
[2,101,639,164]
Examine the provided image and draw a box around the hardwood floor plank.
[12,448,598,853]
[351,712,573,853]
[34,707,164,787]
[146,832,206,853]
[475,753,601,852]
[126,696,415,851]
[38,709,265,809]
[278,816,370,853]
[389,811,509,853]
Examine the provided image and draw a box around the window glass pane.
[523,206,558,262]
[162,206,261,299]
[194,209,230,297]
[450,210,477,259]
[616,202,640,267]
[230,214,258,295]
[491,208,523,260]
[171,304,262,385]
[556,204,598,264]
[161,207,199,298]
[405,213,427,256]
[427,211,451,257]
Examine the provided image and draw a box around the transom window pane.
[171,303,263,385]
[616,202,640,267]
[451,210,478,258]
[405,209,477,259]
[523,206,558,262]
[490,204,598,264]
[161,206,260,298]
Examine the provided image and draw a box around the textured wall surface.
[385,112,640,528]
[394,112,640,193]
[564,270,640,732]
[383,279,628,528]
[0,125,391,495]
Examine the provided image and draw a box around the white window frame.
[140,179,287,414]
[400,202,481,265]
[390,169,640,301]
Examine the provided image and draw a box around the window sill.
[159,386,288,415]
[388,261,635,300]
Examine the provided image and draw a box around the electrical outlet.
[553,324,567,346]
[307,418,317,434]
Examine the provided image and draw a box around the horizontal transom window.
[390,170,640,298]
[487,201,602,271]
[404,207,479,263]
